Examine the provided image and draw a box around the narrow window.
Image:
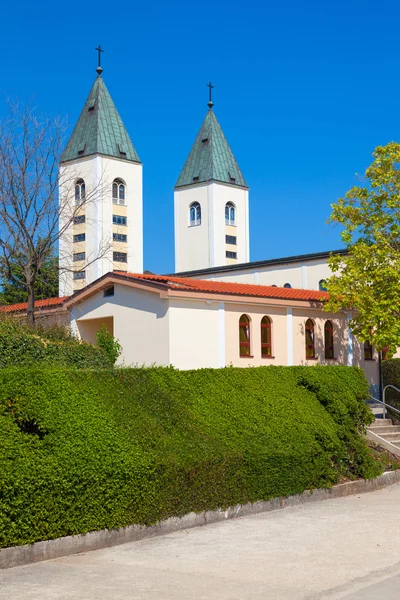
[261,316,272,357]
[319,279,327,291]
[324,320,334,359]
[189,202,201,226]
[73,252,86,262]
[225,235,237,245]
[73,215,86,225]
[225,202,235,225]
[73,271,86,280]
[113,215,127,226]
[305,319,315,359]
[364,340,373,360]
[113,233,127,243]
[113,251,127,263]
[239,314,251,357]
[283,283,291,288]
[226,251,237,259]
[75,179,85,204]
[112,179,125,205]
[73,233,85,243]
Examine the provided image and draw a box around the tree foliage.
[324,142,400,355]
[0,101,109,324]
[0,252,58,305]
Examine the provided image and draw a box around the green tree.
[0,253,59,305]
[324,142,400,355]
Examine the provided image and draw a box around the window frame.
[225,202,236,226]
[73,233,86,243]
[364,340,374,361]
[75,179,86,205]
[261,316,273,358]
[324,320,334,359]
[189,202,201,226]
[73,271,86,280]
[225,235,237,245]
[73,214,86,225]
[113,215,127,226]
[239,314,252,358]
[226,251,237,259]
[112,179,126,205]
[73,252,86,262]
[319,279,327,292]
[113,233,128,243]
[113,251,128,263]
[305,319,316,359]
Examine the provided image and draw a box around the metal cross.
[95,45,104,68]
[207,81,214,104]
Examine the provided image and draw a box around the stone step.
[369,420,394,428]
[378,432,400,440]
[369,425,400,434]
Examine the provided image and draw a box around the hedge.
[382,359,400,409]
[0,318,111,368]
[0,365,380,548]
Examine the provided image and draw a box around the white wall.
[59,154,143,296]
[73,284,169,366]
[174,182,249,272]
[168,298,221,369]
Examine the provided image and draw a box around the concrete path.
[2,483,400,600]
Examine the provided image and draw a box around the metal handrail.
[383,385,400,420]
[369,394,400,420]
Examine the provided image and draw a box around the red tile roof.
[115,272,329,302]
[0,296,68,313]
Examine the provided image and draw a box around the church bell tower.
[58,47,143,296]
[174,84,249,273]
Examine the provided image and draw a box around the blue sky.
[1,0,398,273]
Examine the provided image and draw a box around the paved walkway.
[2,483,400,599]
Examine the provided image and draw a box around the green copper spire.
[175,108,247,189]
[61,76,141,164]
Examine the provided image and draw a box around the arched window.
[305,319,315,359]
[324,320,334,359]
[319,279,327,291]
[189,202,201,226]
[75,179,85,204]
[239,314,251,357]
[364,340,373,360]
[283,283,291,288]
[261,316,272,357]
[112,179,125,205]
[225,202,235,225]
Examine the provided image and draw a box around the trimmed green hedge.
[0,319,111,368]
[0,365,379,548]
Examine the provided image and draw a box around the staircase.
[367,419,400,456]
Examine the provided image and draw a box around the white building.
[58,64,143,297]
[174,99,250,273]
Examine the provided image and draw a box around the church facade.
[1,64,381,394]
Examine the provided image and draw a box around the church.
[2,61,380,393]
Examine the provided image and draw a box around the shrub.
[96,324,122,365]
[0,318,111,368]
[382,359,400,413]
[0,365,381,548]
